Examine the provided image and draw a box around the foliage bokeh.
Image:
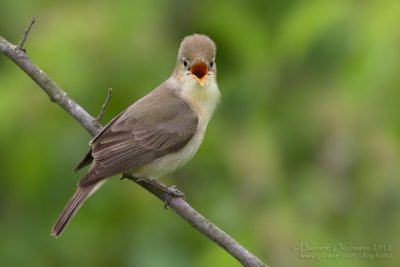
[1,1,399,266]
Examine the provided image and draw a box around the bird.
[51,34,220,237]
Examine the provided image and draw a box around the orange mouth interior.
[190,62,208,86]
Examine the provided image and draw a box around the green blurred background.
[1,1,399,266]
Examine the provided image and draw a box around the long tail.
[51,184,98,237]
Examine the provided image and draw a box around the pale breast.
[132,124,206,178]
[131,76,220,178]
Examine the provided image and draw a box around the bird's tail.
[51,183,100,237]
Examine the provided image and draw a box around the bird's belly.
[131,126,206,178]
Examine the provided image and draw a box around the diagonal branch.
[0,20,268,267]
[0,35,102,136]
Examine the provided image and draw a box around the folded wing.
[78,87,198,186]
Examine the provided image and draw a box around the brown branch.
[0,36,102,136]
[0,20,268,267]
[18,17,35,50]
[94,87,113,125]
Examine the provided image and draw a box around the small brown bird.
[51,34,220,237]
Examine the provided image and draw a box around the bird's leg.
[120,173,142,181]
[120,174,184,208]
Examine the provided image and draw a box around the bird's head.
[174,34,217,87]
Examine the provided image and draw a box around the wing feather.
[78,84,198,186]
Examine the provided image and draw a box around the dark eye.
[210,60,214,68]
[183,58,188,68]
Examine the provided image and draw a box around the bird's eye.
[210,60,214,68]
[183,58,188,68]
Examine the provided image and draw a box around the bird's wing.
[73,108,129,173]
[78,87,198,186]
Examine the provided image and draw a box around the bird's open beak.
[190,61,208,87]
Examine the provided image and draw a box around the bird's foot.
[120,174,184,209]
[164,185,185,209]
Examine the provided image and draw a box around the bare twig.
[0,20,268,267]
[18,17,36,50]
[94,88,113,125]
